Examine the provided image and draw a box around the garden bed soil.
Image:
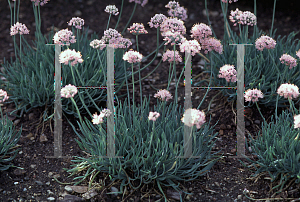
[0,0,300,201]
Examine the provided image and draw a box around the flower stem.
[121,3,137,35]
[106,14,111,30]
[114,0,124,29]
[270,0,277,37]
[173,44,177,106]
[136,34,143,106]
[288,98,295,117]
[255,102,266,123]
[167,62,173,91]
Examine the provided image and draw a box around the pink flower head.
[296,49,300,59]
[68,17,84,29]
[160,17,186,36]
[0,89,9,103]
[229,9,257,26]
[218,64,237,83]
[279,54,297,69]
[179,40,201,56]
[90,39,102,49]
[181,108,206,129]
[190,23,212,41]
[162,31,186,46]
[277,83,299,100]
[244,88,264,103]
[165,1,180,9]
[104,5,119,16]
[294,114,300,129]
[128,23,148,35]
[154,89,173,101]
[99,28,132,50]
[31,0,49,6]
[167,6,188,21]
[148,14,167,29]
[53,28,76,45]
[59,49,83,66]
[255,35,276,51]
[162,50,182,63]
[221,0,238,3]
[199,37,223,54]
[148,112,160,121]
[10,22,30,36]
[123,50,143,63]
[92,109,113,124]
[128,0,148,7]
[61,84,78,98]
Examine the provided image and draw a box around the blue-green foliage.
[194,27,300,109]
[65,96,223,201]
[0,27,131,120]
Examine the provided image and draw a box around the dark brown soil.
[0,0,300,201]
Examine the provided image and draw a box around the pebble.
[35,181,43,186]
[65,185,73,193]
[30,164,36,169]
[254,120,260,124]
[14,182,19,185]
[46,182,51,185]
[47,197,55,201]
[111,186,119,196]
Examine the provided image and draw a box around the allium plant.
[255,35,276,51]
[104,5,119,16]
[0,89,22,171]
[148,14,167,28]
[68,17,84,29]
[166,1,188,21]
[128,0,148,7]
[162,50,182,63]
[53,28,76,45]
[31,0,49,6]
[279,54,298,69]
[221,0,238,3]
[218,64,237,83]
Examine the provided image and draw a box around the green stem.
[148,121,155,155]
[121,3,137,35]
[204,0,217,39]
[122,49,132,124]
[253,0,257,39]
[288,98,295,117]
[136,35,143,106]
[173,45,177,106]
[255,102,266,123]
[131,63,135,120]
[19,34,22,63]
[270,0,277,37]
[239,24,242,43]
[107,14,111,30]
[114,0,124,29]
[70,97,83,123]
[77,29,80,51]
[17,0,20,22]
[167,63,173,91]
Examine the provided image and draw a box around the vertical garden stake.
[45,44,68,158]
[229,43,252,158]
[176,46,201,159]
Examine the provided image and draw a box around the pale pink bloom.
[199,37,223,54]
[179,40,201,56]
[68,17,84,29]
[162,31,186,46]
[221,0,238,3]
[128,23,148,35]
[123,50,143,63]
[90,39,101,49]
[255,35,276,51]
[128,0,148,7]
[53,28,76,45]
[294,114,300,129]
[229,9,256,26]
[154,89,173,101]
[277,83,299,100]
[61,84,78,98]
[59,49,83,66]
[148,14,167,28]
[0,89,9,103]
[229,8,243,26]
[148,112,160,121]
[162,50,182,63]
[104,5,119,16]
[279,54,297,69]
[160,17,186,36]
[92,109,112,124]
[181,108,206,129]
[10,22,30,36]
[218,64,237,83]
[244,89,264,103]
[31,0,49,6]
[167,6,188,21]
[99,28,132,50]
[165,1,180,9]
[296,49,300,59]
[190,23,212,41]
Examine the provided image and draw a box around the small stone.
[13,168,26,176]
[220,124,226,130]
[188,187,192,192]
[35,181,43,186]
[254,120,260,124]
[48,172,53,177]
[212,113,216,117]
[28,113,34,120]
[60,194,84,201]
[14,119,20,125]
[47,197,55,201]
[26,133,34,139]
[238,195,242,200]
[82,188,98,200]
[186,194,191,200]
[111,186,119,196]
[46,182,50,185]
[47,190,54,195]
[65,186,73,193]
[227,125,231,129]
[23,188,27,192]
[14,182,19,185]
[53,174,60,180]
[30,164,36,169]
[40,134,48,143]
[69,186,88,194]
